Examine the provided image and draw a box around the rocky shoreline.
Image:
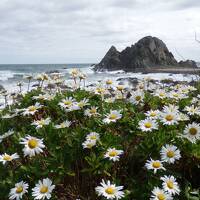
[130,66,200,74]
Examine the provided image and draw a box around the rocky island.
[94,36,199,74]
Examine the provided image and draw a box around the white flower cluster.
[9,178,55,200]
[146,144,181,199]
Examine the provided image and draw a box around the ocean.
[0,64,199,93]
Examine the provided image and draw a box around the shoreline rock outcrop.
[94,36,197,72]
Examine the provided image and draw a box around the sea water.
[0,63,199,93]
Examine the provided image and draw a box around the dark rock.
[117,77,139,87]
[0,85,5,91]
[32,84,40,88]
[179,60,197,68]
[87,83,97,87]
[94,46,123,72]
[46,70,60,74]
[94,36,196,72]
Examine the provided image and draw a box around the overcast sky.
[0,0,199,64]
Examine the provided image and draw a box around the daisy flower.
[130,90,144,105]
[33,94,54,101]
[54,120,71,129]
[9,181,29,200]
[145,110,160,119]
[161,175,180,195]
[154,89,167,99]
[103,110,122,124]
[32,178,55,200]
[114,92,124,100]
[106,79,113,86]
[145,159,165,174]
[0,153,19,165]
[95,87,107,96]
[178,112,189,121]
[32,118,51,129]
[182,122,200,143]
[84,106,99,117]
[104,148,124,162]
[104,97,116,103]
[139,118,158,132]
[36,73,49,81]
[116,85,124,92]
[95,179,124,199]
[23,103,41,116]
[86,132,100,141]
[150,187,172,200]
[76,98,89,109]
[187,85,197,91]
[160,144,181,164]
[160,111,179,126]
[169,91,186,100]
[191,97,199,104]
[0,130,14,143]
[70,68,79,78]
[163,104,179,113]
[59,97,75,110]
[79,72,87,80]
[184,105,200,116]
[20,135,45,157]
[137,81,145,90]
[82,139,96,149]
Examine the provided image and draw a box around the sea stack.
[94,36,197,72]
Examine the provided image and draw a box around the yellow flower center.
[117,85,124,91]
[90,108,97,114]
[38,120,45,126]
[152,161,161,168]
[150,112,156,117]
[60,123,65,128]
[96,88,105,94]
[173,93,179,97]
[28,106,36,112]
[16,186,23,193]
[78,102,84,107]
[189,128,197,135]
[90,136,97,140]
[167,150,175,158]
[135,96,141,101]
[71,69,78,75]
[167,180,174,189]
[28,139,38,149]
[106,80,113,85]
[86,143,93,148]
[64,101,72,106]
[3,155,12,161]
[165,115,173,121]
[105,187,115,195]
[108,150,118,157]
[190,108,195,112]
[109,114,117,120]
[157,193,166,200]
[144,122,152,128]
[40,186,48,193]
[159,93,165,97]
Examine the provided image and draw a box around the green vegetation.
[0,72,200,200]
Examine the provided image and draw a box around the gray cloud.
[0,0,199,63]
[172,0,200,10]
